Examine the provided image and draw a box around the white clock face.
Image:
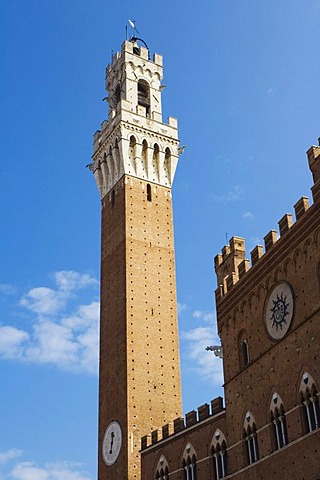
[265,282,294,340]
[102,421,122,466]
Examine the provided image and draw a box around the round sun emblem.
[270,292,290,330]
[265,282,294,340]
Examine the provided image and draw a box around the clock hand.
[109,431,115,454]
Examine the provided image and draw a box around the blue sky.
[1,1,319,478]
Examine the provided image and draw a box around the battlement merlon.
[140,397,225,451]
[214,237,246,288]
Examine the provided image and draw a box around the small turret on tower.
[307,143,320,184]
[307,142,320,203]
[214,237,246,293]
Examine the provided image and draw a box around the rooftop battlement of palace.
[214,144,320,302]
[141,396,224,452]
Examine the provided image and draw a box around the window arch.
[270,393,288,449]
[182,443,197,480]
[155,455,169,480]
[129,135,136,150]
[243,411,259,465]
[238,330,250,368]
[300,372,320,433]
[114,83,121,107]
[129,135,137,173]
[164,147,171,184]
[141,139,148,175]
[100,152,110,192]
[211,429,227,479]
[138,79,150,116]
[152,143,160,182]
[107,145,115,182]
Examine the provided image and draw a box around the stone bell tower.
[91,38,182,480]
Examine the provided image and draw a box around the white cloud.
[20,272,98,317]
[210,185,245,203]
[193,310,215,323]
[267,87,276,96]
[243,211,254,220]
[180,309,223,387]
[23,302,100,374]
[10,461,92,480]
[0,449,23,465]
[53,271,98,292]
[0,284,17,295]
[177,303,188,315]
[20,287,65,316]
[0,271,100,374]
[0,327,29,359]
[182,325,223,386]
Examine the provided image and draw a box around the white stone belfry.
[92,40,180,198]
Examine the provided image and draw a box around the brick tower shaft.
[91,38,183,480]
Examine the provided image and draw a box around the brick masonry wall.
[140,149,320,479]
[219,198,320,475]
[98,175,182,480]
[141,412,226,480]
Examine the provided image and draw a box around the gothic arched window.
[182,443,197,480]
[155,455,169,480]
[243,411,259,465]
[300,372,320,433]
[211,429,227,479]
[270,393,288,450]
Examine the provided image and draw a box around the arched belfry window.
[129,136,137,172]
[182,443,197,480]
[243,411,259,465]
[152,143,160,182]
[138,80,150,116]
[211,429,227,479]
[164,148,171,184]
[270,393,288,450]
[155,455,169,480]
[114,83,121,107]
[129,135,136,148]
[300,372,320,433]
[141,139,148,175]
